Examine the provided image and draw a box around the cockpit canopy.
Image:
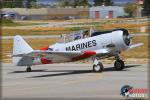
[59,28,129,44]
[59,29,96,43]
[91,28,128,37]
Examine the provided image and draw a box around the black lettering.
[66,46,71,51]
[92,40,97,46]
[72,46,76,51]
[83,42,88,48]
[76,44,80,50]
[66,40,97,51]
[80,43,84,49]
[88,41,92,47]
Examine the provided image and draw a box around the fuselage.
[50,30,128,53]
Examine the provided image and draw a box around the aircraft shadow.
[9,69,49,74]
[28,70,92,78]
[9,69,94,74]
[103,64,141,72]
[27,64,141,78]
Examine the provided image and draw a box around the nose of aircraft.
[123,30,131,46]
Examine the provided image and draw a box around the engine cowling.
[108,29,132,52]
[122,29,131,46]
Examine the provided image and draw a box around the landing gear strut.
[114,55,125,70]
[26,66,32,72]
[92,58,103,72]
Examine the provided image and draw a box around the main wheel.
[26,66,32,72]
[114,60,125,70]
[93,62,103,72]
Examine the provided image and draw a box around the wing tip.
[129,43,144,49]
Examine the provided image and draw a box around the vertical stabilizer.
[12,35,33,66]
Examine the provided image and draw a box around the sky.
[37,0,136,5]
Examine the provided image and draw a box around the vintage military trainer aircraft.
[12,28,143,72]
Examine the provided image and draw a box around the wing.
[129,43,143,49]
[12,50,97,62]
[12,48,112,62]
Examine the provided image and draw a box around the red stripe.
[41,58,52,64]
[72,51,96,61]
[40,46,49,50]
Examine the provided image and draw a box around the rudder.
[12,35,33,66]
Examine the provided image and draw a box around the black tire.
[93,62,103,72]
[26,67,32,72]
[114,60,125,70]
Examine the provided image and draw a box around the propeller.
[123,30,132,46]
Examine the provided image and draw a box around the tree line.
[1,0,149,16]
[0,0,36,8]
[1,0,113,8]
[58,0,113,7]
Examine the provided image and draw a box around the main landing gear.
[92,58,103,72]
[26,66,32,72]
[92,55,125,72]
[114,55,125,71]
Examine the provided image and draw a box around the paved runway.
[1,63,149,99]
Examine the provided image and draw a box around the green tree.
[105,0,113,6]
[25,0,37,8]
[30,1,37,8]
[124,3,138,17]
[58,0,89,8]
[58,0,70,7]
[93,0,103,6]
[1,0,16,8]
[143,0,150,16]
[72,0,81,8]
[94,0,113,6]
[1,0,37,8]
[15,0,23,8]
[79,0,89,7]
[75,0,89,7]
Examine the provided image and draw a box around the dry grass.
[121,36,149,59]
[101,23,150,33]
[2,29,72,36]
[1,36,148,63]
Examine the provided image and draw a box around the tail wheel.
[114,60,125,70]
[93,62,103,72]
[26,66,32,72]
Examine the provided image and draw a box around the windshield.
[58,29,96,43]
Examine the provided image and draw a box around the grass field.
[2,29,72,36]
[2,18,149,36]
[1,36,149,63]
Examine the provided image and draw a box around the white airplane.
[12,29,143,72]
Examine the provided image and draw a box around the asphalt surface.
[2,63,149,99]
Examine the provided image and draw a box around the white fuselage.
[50,30,128,53]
